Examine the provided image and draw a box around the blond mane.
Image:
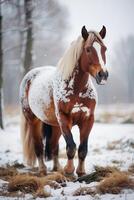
[57,36,84,80]
[57,31,104,80]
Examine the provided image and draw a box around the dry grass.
[1,164,134,198]
[41,172,67,183]
[76,165,119,184]
[0,166,18,181]
[0,163,67,198]
[74,167,134,196]
[97,171,134,194]
[12,161,25,169]
[8,175,41,193]
[8,175,51,197]
[94,165,119,177]
[8,172,67,197]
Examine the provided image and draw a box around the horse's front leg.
[59,113,76,175]
[76,114,94,177]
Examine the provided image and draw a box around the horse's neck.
[72,65,97,101]
[68,65,89,94]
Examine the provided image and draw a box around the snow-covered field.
[0,112,134,199]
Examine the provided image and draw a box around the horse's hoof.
[39,170,47,176]
[76,172,86,177]
[64,172,77,181]
[39,167,47,176]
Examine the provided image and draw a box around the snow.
[28,66,55,121]
[53,71,73,104]
[0,113,134,199]
[20,66,56,122]
[79,79,97,101]
[20,67,41,109]
[71,103,90,117]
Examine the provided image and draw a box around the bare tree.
[0,3,4,129]
[23,0,33,76]
[2,0,68,106]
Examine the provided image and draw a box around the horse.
[20,26,108,177]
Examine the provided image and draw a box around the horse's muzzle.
[95,70,109,85]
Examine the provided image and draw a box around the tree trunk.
[0,5,4,129]
[23,0,33,76]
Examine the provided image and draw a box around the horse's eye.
[86,47,91,53]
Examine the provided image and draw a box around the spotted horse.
[20,26,108,177]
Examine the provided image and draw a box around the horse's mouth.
[95,70,108,85]
[95,76,107,85]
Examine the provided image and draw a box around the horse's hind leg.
[30,119,47,174]
[51,126,62,171]
[21,110,47,174]
[43,124,61,171]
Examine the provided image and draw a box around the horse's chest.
[53,81,97,103]
[53,76,97,122]
[71,102,90,118]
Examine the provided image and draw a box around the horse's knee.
[78,139,88,161]
[66,144,76,159]
[64,134,76,159]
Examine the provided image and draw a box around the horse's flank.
[20,66,59,126]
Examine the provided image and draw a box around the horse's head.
[80,26,108,85]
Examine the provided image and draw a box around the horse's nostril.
[98,70,108,80]
[98,70,104,77]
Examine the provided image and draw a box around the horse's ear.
[99,26,106,39]
[81,26,89,41]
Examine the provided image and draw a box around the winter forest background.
[0,1,134,199]
[0,0,134,129]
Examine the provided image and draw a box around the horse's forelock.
[86,31,105,47]
[85,32,95,48]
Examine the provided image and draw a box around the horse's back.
[20,66,58,125]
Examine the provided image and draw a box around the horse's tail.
[20,110,36,166]
[42,123,53,161]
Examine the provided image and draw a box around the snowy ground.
[0,112,134,199]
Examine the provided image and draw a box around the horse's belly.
[43,99,58,125]
[28,67,57,124]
